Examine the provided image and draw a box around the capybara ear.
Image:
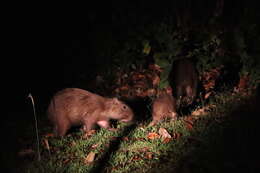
[111,98,120,104]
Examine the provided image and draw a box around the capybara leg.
[83,118,96,132]
[169,112,178,120]
[97,120,110,129]
[185,85,194,104]
[176,95,182,108]
[97,120,117,131]
[176,85,183,100]
[53,125,58,136]
[148,120,159,127]
[57,119,70,137]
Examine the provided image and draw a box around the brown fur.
[149,90,178,126]
[169,58,199,108]
[47,88,134,136]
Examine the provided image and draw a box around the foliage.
[16,90,260,173]
[9,2,260,173]
[104,9,259,92]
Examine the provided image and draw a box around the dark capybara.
[169,58,199,108]
[47,88,134,137]
[149,90,178,126]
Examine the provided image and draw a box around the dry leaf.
[152,74,160,86]
[43,138,50,151]
[148,64,162,73]
[145,152,153,159]
[192,107,207,116]
[110,136,118,141]
[84,152,96,164]
[204,92,212,99]
[138,147,150,153]
[237,75,250,92]
[147,132,160,140]
[122,137,129,141]
[146,88,157,96]
[83,130,96,138]
[172,132,181,140]
[165,87,173,95]
[158,128,171,140]
[63,158,70,164]
[44,133,54,138]
[132,73,146,81]
[135,137,146,141]
[91,143,99,149]
[184,116,194,122]
[162,137,172,144]
[120,85,130,91]
[201,66,223,92]
[132,155,142,161]
[185,121,193,130]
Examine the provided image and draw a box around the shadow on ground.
[148,91,260,173]
[90,123,137,173]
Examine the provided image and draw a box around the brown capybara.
[169,58,199,108]
[47,88,134,137]
[149,90,178,126]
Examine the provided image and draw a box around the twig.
[28,93,41,161]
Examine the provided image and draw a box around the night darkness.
[5,2,175,112]
[2,1,260,172]
[5,1,258,115]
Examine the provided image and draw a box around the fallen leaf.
[132,73,146,81]
[91,143,99,149]
[162,137,172,144]
[148,64,162,73]
[152,74,160,86]
[158,128,171,140]
[172,132,181,140]
[44,133,54,138]
[108,128,118,132]
[83,130,96,138]
[110,136,118,141]
[201,66,223,92]
[192,107,207,116]
[132,155,142,161]
[146,88,157,96]
[204,92,212,99]
[184,116,194,122]
[165,87,173,95]
[138,147,150,153]
[185,121,193,130]
[135,137,146,141]
[147,132,160,140]
[43,138,50,151]
[237,75,250,93]
[84,152,96,164]
[144,152,153,159]
[122,137,129,141]
[63,158,70,164]
[120,85,130,91]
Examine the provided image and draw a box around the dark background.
[3,1,259,123]
[2,1,260,172]
[5,1,257,107]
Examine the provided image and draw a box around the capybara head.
[105,98,134,123]
[148,90,178,126]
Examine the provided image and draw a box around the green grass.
[12,91,260,173]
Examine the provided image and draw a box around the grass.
[7,90,260,173]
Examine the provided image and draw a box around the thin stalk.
[28,93,41,161]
